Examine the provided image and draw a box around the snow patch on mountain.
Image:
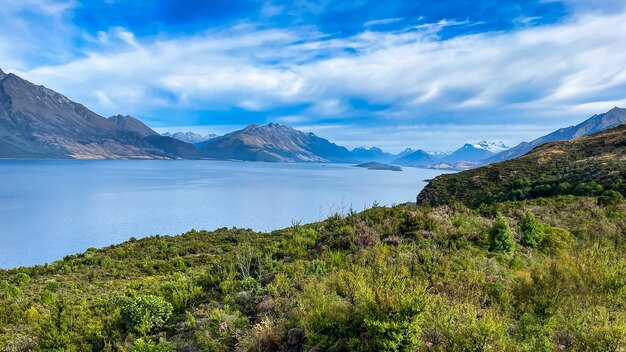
[471,141,509,153]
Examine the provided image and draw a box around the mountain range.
[390,141,509,168]
[1,68,625,166]
[350,147,396,163]
[442,141,509,163]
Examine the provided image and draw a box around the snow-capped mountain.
[439,141,510,165]
[471,141,510,153]
[427,150,453,159]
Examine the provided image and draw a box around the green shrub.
[520,211,545,248]
[159,274,203,313]
[0,280,22,300]
[15,273,31,286]
[556,182,573,195]
[194,306,249,351]
[598,190,624,206]
[400,210,439,237]
[540,225,574,254]
[573,182,604,196]
[117,295,173,335]
[131,338,174,352]
[489,214,515,253]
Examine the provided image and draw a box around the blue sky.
[1,0,626,152]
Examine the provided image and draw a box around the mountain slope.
[0,70,198,159]
[418,124,626,207]
[200,123,356,162]
[108,115,202,159]
[397,148,418,159]
[484,107,626,164]
[392,149,437,167]
[108,115,158,138]
[141,135,202,159]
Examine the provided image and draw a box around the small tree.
[520,211,545,248]
[489,214,515,253]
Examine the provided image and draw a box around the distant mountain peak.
[471,140,509,152]
[353,146,383,152]
[241,123,298,134]
[266,122,296,132]
[200,123,355,163]
[0,68,5,78]
[392,149,437,167]
[162,131,217,144]
[350,146,395,163]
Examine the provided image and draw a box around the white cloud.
[1,0,76,17]
[0,0,77,68]
[364,17,404,27]
[5,8,626,149]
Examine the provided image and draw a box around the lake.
[0,160,445,269]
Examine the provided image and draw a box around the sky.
[1,0,626,152]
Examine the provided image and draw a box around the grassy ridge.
[1,196,626,351]
[417,125,626,207]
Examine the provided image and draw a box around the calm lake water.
[0,160,445,269]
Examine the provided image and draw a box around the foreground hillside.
[418,124,626,207]
[1,195,626,351]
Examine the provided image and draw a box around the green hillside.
[1,195,626,351]
[417,125,626,208]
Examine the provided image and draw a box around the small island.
[354,161,403,171]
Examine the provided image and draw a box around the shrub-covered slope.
[418,124,626,207]
[1,196,626,351]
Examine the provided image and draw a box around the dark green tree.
[520,211,545,248]
[489,214,515,253]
